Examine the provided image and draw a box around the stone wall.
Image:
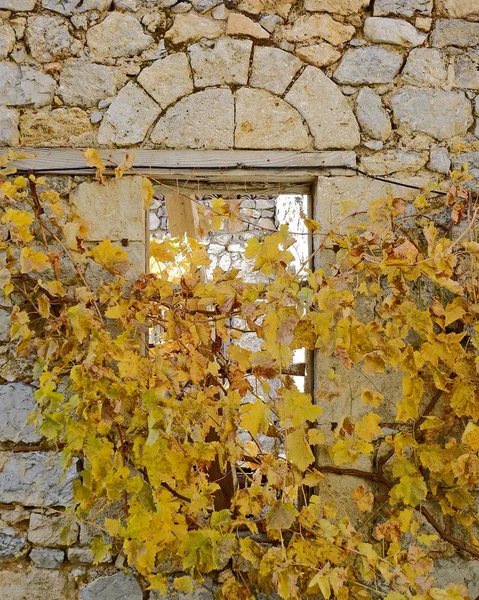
[1,0,479,597]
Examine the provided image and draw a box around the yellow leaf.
[84,148,105,181]
[20,248,50,273]
[174,577,194,595]
[462,422,479,452]
[67,305,94,342]
[241,400,269,438]
[355,413,382,443]
[90,535,112,565]
[352,485,374,513]
[88,240,129,274]
[390,475,427,507]
[286,428,315,472]
[361,389,384,408]
[463,241,479,255]
[2,208,34,242]
[308,429,325,446]
[266,501,298,531]
[142,177,154,209]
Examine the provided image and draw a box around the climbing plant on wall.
[1,150,479,600]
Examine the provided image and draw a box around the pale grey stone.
[364,17,427,47]
[392,88,473,140]
[364,140,384,150]
[295,42,341,68]
[281,13,355,45]
[433,558,479,599]
[0,0,36,7]
[0,383,40,443]
[26,15,80,63]
[171,2,191,12]
[0,63,56,108]
[0,530,27,562]
[360,149,428,175]
[304,0,369,14]
[68,546,111,563]
[212,4,229,19]
[286,65,360,150]
[41,0,112,14]
[0,506,29,525]
[260,14,283,33]
[355,87,391,141]
[0,452,78,507]
[333,47,404,85]
[455,50,479,90]
[0,107,19,145]
[90,111,103,123]
[0,22,15,60]
[151,88,234,149]
[80,572,143,600]
[402,48,448,86]
[30,548,64,569]
[0,567,76,600]
[475,96,479,115]
[165,14,223,46]
[28,512,79,547]
[235,88,309,150]
[58,60,117,108]
[191,0,222,11]
[373,0,432,16]
[250,46,302,95]
[138,53,193,109]
[189,38,252,88]
[98,82,160,146]
[431,19,479,48]
[87,12,153,61]
[429,147,451,174]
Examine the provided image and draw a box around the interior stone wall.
[1,0,479,598]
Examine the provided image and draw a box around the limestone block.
[0,452,77,507]
[26,15,81,64]
[392,88,473,140]
[355,87,391,141]
[80,572,143,600]
[0,63,56,108]
[0,383,40,443]
[235,88,309,150]
[0,530,28,562]
[295,42,341,67]
[71,176,146,242]
[282,14,355,45]
[0,107,19,146]
[373,0,432,16]
[151,88,234,149]
[441,0,479,18]
[433,558,479,597]
[191,0,222,11]
[304,0,369,14]
[401,48,448,86]
[431,19,479,48]
[20,108,93,147]
[28,512,78,547]
[364,17,427,47]
[30,548,64,569]
[189,38,252,88]
[0,0,36,7]
[98,82,160,146]
[165,14,223,46]
[58,60,117,108]
[475,96,479,116]
[236,0,295,19]
[429,147,451,174]
[226,13,270,39]
[41,0,112,14]
[360,149,428,175]
[250,46,302,95]
[87,12,153,61]
[333,47,404,85]
[455,50,479,90]
[138,54,193,109]
[68,546,111,563]
[0,22,15,60]
[0,567,76,600]
[285,66,360,150]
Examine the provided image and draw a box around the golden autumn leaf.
[88,240,130,274]
[266,501,298,531]
[390,475,427,507]
[2,208,34,242]
[286,428,315,472]
[462,422,479,452]
[20,248,50,273]
[84,148,105,181]
[352,484,374,513]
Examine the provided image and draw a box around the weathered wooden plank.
[164,191,198,239]
[0,148,357,178]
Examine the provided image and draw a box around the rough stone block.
[0,0,36,8]
[0,530,28,562]
[360,149,428,175]
[433,557,479,598]
[364,16,427,47]
[0,63,56,108]
[0,383,41,444]
[189,38,252,88]
[0,567,76,600]
[29,547,64,569]
[333,47,404,85]
[285,66,360,150]
[455,50,479,90]
[80,572,142,600]
[0,107,19,146]
[20,108,93,147]
[138,53,193,109]
[226,13,270,39]
[165,14,223,46]
[0,22,15,60]
[26,14,81,64]
[28,512,78,547]
[373,0,432,16]
[250,46,302,95]
[429,147,451,174]
[58,60,117,108]
[304,0,369,15]
[235,88,310,150]
[431,19,479,48]
[355,87,391,141]
[401,48,448,86]
[71,176,146,243]
[86,12,153,61]
[282,14,355,45]
[441,0,479,18]
[392,88,473,140]
[0,452,77,507]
